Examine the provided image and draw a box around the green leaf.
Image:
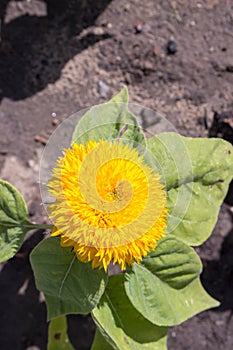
[44,294,85,321]
[110,86,129,103]
[125,255,219,327]
[92,275,168,350]
[0,179,29,262]
[48,316,74,350]
[142,236,202,289]
[147,133,233,245]
[91,329,114,350]
[72,87,146,153]
[30,237,108,320]
[145,133,191,189]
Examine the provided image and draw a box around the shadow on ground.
[0,230,96,350]
[202,118,233,314]
[0,231,47,349]
[0,0,112,102]
[201,219,233,314]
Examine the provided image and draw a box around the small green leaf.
[91,329,114,350]
[72,87,146,153]
[92,275,168,350]
[0,179,29,262]
[142,236,202,289]
[48,316,74,350]
[147,133,233,245]
[30,237,108,319]
[125,236,212,327]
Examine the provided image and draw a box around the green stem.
[0,221,53,230]
[28,223,54,230]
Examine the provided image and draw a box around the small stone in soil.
[134,23,143,34]
[93,27,105,36]
[167,40,177,55]
[98,81,110,98]
[34,135,47,145]
[124,4,130,11]
[153,48,160,56]
[52,118,61,126]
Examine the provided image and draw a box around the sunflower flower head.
[47,139,167,271]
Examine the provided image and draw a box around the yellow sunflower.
[47,140,167,271]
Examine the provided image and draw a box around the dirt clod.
[167,40,177,55]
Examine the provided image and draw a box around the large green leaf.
[125,237,219,327]
[145,132,192,190]
[30,237,108,319]
[142,236,202,289]
[147,133,233,245]
[72,87,146,153]
[47,316,74,350]
[0,179,29,262]
[44,294,86,320]
[92,275,168,350]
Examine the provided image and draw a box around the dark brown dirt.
[0,1,233,349]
